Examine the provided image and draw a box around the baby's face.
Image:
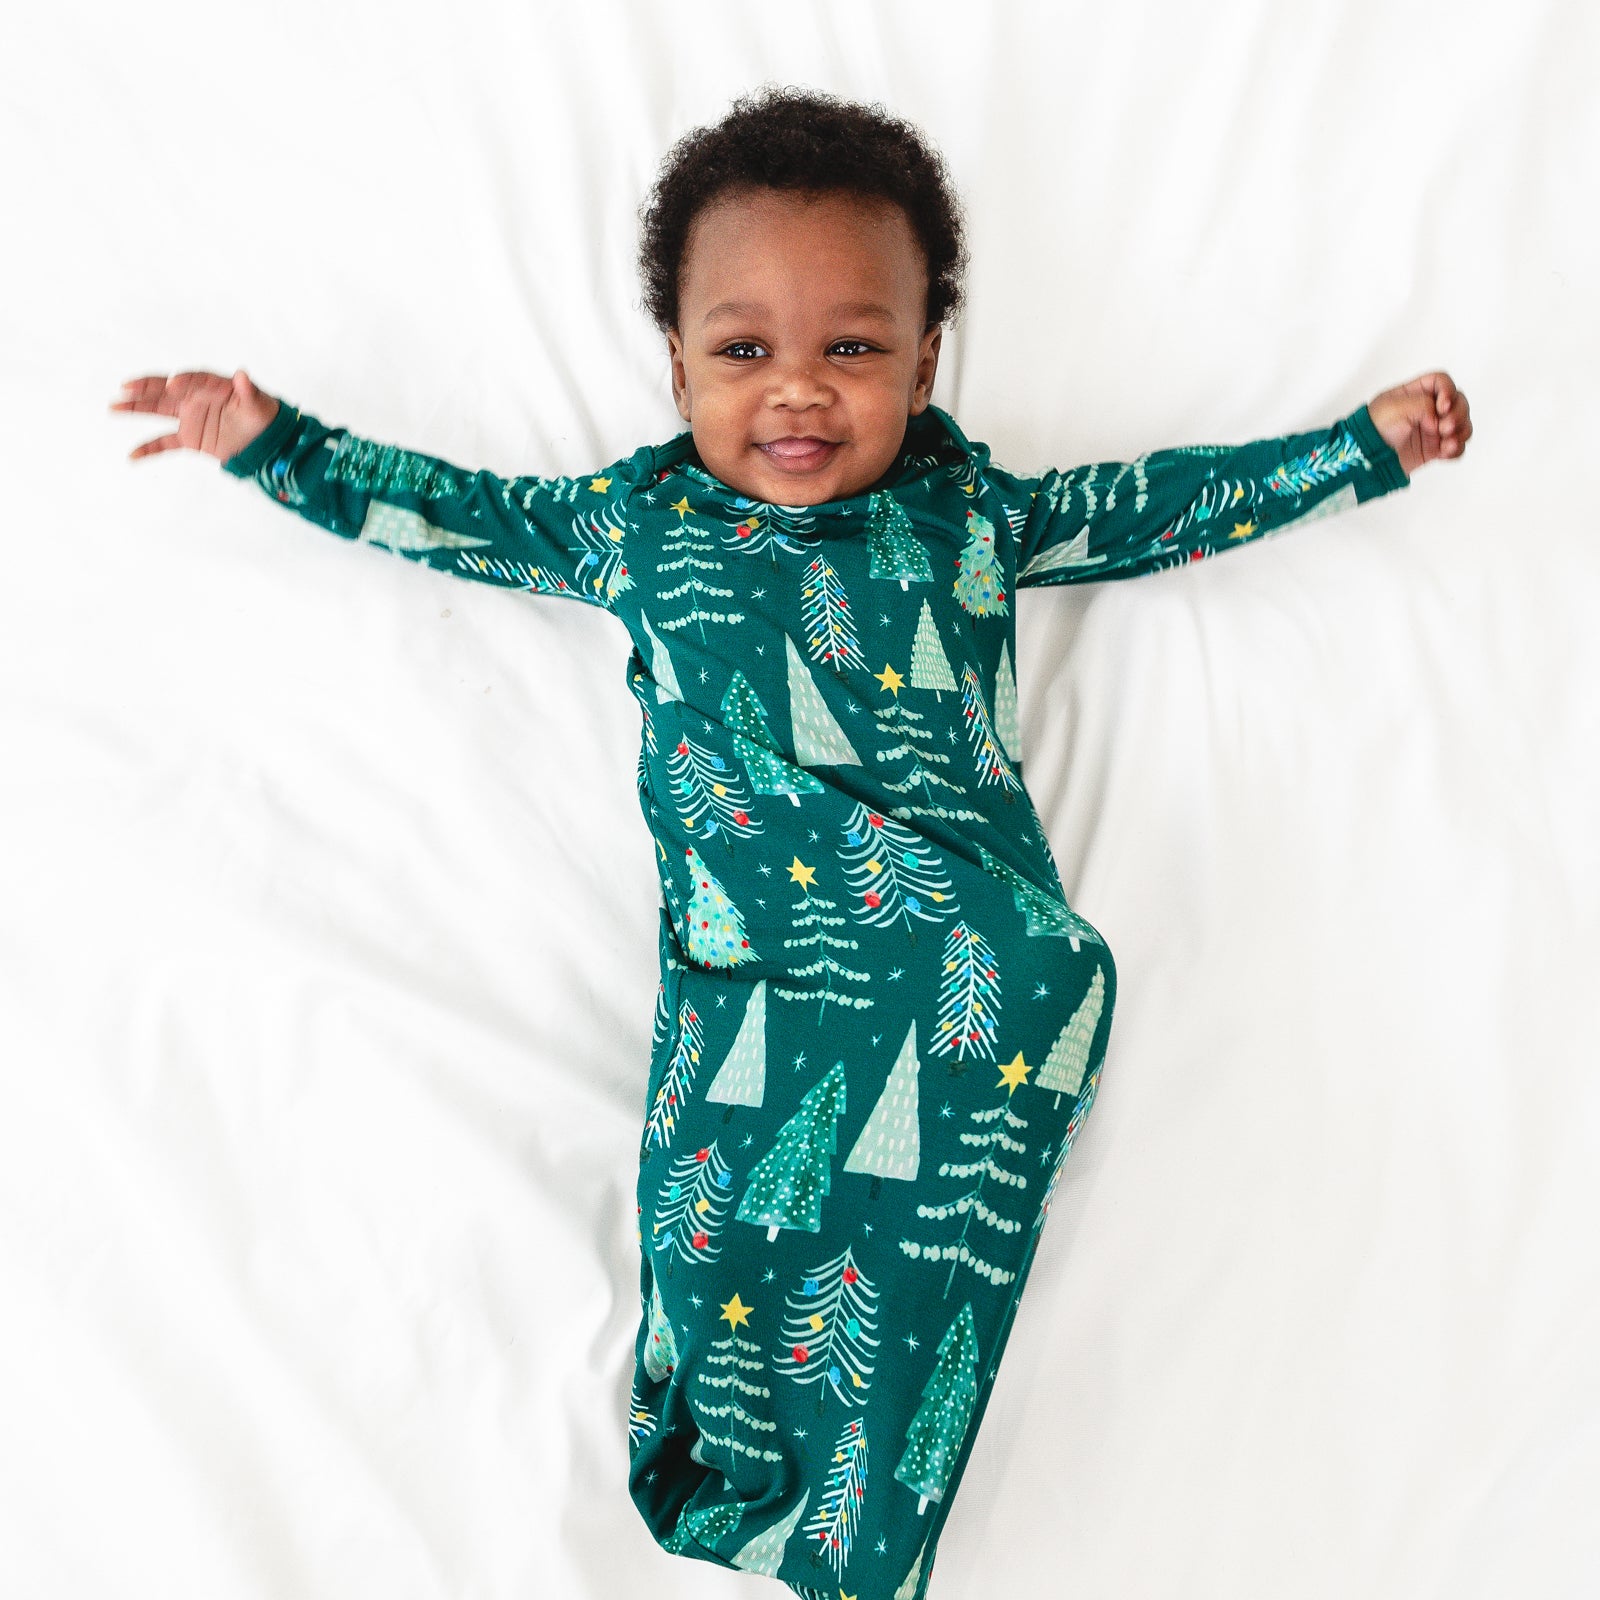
[667,188,942,505]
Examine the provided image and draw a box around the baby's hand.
[1365,370,1473,477]
[110,369,280,463]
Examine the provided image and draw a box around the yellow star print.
[671,496,691,518]
[996,1051,1031,1095]
[720,1292,752,1330]
[875,662,905,696]
[1229,519,1257,541]
[588,476,611,494]
[788,857,817,889]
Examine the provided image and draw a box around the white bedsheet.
[4,1,1598,1595]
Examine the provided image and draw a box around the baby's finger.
[1431,370,1456,412]
[127,430,183,461]
[110,375,170,412]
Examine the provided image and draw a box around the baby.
[113,85,1470,1600]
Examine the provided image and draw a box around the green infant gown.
[223,397,1408,1600]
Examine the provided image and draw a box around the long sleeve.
[221,400,647,612]
[1011,403,1409,589]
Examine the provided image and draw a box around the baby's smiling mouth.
[757,437,841,471]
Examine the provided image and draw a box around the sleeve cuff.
[222,399,303,479]
[1344,403,1410,495]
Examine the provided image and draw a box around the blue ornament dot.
[829,1365,841,1384]
[901,850,918,868]
[803,1278,819,1295]
[846,831,861,846]
[710,756,726,770]
[846,1318,860,1337]
[668,1185,681,1201]
[717,1172,732,1186]
[906,896,921,913]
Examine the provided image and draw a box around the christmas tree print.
[900,1095,1031,1297]
[642,996,703,1154]
[772,865,873,1020]
[893,1301,979,1514]
[731,1488,811,1575]
[681,845,757,970]
[1263,420,1368,496]
[569,499,635,605]
[893,1538,931,1600]
[931,922,1002,1064]
[867,492,932,589]
[786,635,863,769]
[960,665,1023,798]
[627,1380,658,1449]
[836,801,958,940]
[652,1139,735,1272]
[993,639,1022,765]
[693,1326,786,1467]
[1034,1059,1104,1245]
[666,732,763,847]
[773,1245,881,1411]
[802,1416,869,1579]
[1036,966,1105,1107]
[723,669,824,807]
[648,974,669,1056]
[639,612,683,704]
[358,501,492,557]
[721,498,819,560]
[872,699,985,826]
[952,509,1008,617]
[643,1272,679,1382]
[945,455,982,496]
[737,1059,848,1241]
[325,434,465,498]
[800,554,867,672]
[705,979,767,1118]
[908,600,959,699]
[978,844,1106,949]
[682,1497,745,1554]
[1017,521,1102,582]
[844,1021,922,1198]
[656,510,744,640]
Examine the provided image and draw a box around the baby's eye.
[830,340,874,357]
[721,341,767,360]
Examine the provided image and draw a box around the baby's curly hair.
[637,84,968,335]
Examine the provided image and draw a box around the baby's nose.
[766,356,835,407]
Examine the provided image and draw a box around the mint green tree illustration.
[720,498,819,561]
[652,1139,734,1273]
[773,1244,881,1412]
[960,664,1023,799]
[326,435,465,498]
[994,639,1022,766]
[908,599,959,699]
[626,1379,657,1451]
[900,1095,1031,1298]
[666,733,763,847]
[681,845,757,970]
[642,996,703,1154]
[772,865,873,1020]
[867,492,932,589]
[930,921,1002,1064]
[786,635,863,769]
[978,844,1106,950]
[801,554,867,671]
[1037,966,1105,1107]
[873,698,985,826]
[893,1301,980,1515]
[952,508,1008,617]
[844,1021,922,1199]
[802,1416,869,1579]
[643,1273,679,1382]
[640,612,683,703]
[656,512,744,641]
[737,1060,848,1241]
[693,1330,786,1466]
[722,668,823,807]
[837,801,958,941]
[731,1489,811,1576]
[680,1498,745,1557]
[705,978,767,1119]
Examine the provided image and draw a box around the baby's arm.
[1011,370,1470,589]
[112,370,639,612]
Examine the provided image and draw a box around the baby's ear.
[666,328,691,420]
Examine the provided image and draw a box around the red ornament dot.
[793,1345,810,1363]
[863,891,881,908]
[867,813,883,828]
[692,1231,708,1248]
[843,1266,857,1283]
[695,1148,709,1162]
[676,741,688,754]
[733,810,748,825]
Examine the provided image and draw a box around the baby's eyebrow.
[701,299,898,325]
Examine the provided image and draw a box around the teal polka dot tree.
[682,845,756,969]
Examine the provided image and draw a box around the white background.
[3,1,1598,1596]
